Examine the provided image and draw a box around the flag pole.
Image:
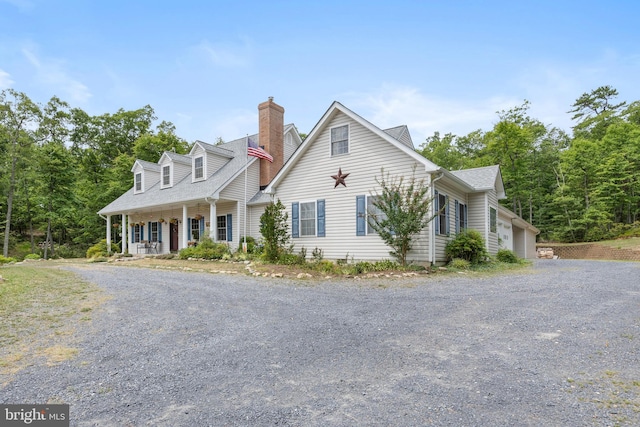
[243,135,248,253]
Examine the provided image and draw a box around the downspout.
[430,171,445,265]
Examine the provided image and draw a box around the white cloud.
[343,84,520,145]
[192,39,252,68]
[21,47,92,103]
[0,69,14,89]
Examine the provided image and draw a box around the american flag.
[247,137,273,162]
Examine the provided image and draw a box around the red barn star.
[331,168,350,188]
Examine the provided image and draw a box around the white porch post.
[209,201,217,241]
[106,215,111,253]
[122,214,128,254]
[182,204,189,249]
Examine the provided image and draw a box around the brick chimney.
[258,97,284,189]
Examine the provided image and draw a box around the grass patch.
[566,371,640,425]
[595,237,640,251]
[0,264,104,383]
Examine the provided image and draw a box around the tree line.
[1,86,638,258]
[0,89,189,258]
[419,86,640,242]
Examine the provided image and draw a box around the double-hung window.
[292,201,325,238]
[331,125,348,156]
[194,156,204,180]
[366,196,385,234]
[490,207,497,233]
[300,202,316,236]
[455,201,468,234]
[191,218,201,241]
[162,165,171,187]
[217,215,227,241]
[133,224,141,243]
[435,191,449,235]
[150,222,159,242]
[135,173,142,192]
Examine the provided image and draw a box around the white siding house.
[99,99,538,261]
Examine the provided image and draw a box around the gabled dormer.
[189,140,235,183]
[158,152,192,189]
[131,160,161,194]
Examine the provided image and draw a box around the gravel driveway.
[2,260,640,426]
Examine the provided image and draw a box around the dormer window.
[194,156,204,180]
[162,165,171,187]
[135,172,142,193]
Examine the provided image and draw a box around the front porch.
[105,199,248,255]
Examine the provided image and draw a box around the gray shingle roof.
[99,135,258,215]
[162,151,191,165]
[134,159,161,172]
[450,165,500,191]
[383,125,414,148]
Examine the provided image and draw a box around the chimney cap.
[268,96,274,101]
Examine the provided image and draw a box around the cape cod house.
[98,99,539,262]
[98,98,303,255]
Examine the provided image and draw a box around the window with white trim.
[217,215,227,241]
[331,125,348,156]
[456,201,468,234]
[191,218,201,241]
[490,207,497,233]
[150,222,159,242]
[300,201,316,236]
[194,156,204,180]
[366,195,386,234]
[135,172,142,192]
[436,192,449,235]
[162,165,171,187]
[133,224,141,243]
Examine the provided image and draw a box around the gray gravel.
[2,260,640,426]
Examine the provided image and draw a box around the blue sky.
[1,0,639,146]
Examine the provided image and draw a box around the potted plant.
[139,221,146,226]
[170,218,178,224]
[112,223,120,228]
[194,214,203,220]
[158,218,165,223]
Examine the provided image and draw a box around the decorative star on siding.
[331,167,350,188]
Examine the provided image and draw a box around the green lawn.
[0,264,104,383]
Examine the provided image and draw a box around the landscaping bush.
[445,230,488,264]
[86,240,121,258]
[24,253,41,260]
[178,237,230,260]
[0,255,17,265]
[496,249,520,263]
[448,258,470,270]
[238,236,259,254]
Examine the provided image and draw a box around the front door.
[170,222,179,252]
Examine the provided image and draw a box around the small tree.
[368,167,436,266]
[259,199,290,262]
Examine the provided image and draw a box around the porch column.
[209,201,217,241]
[182,204,189,249]
[106,215,111,253]
[122,214,128,254]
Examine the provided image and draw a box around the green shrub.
[239,236,259,254]
[178,237,230,260]
[314,260,340,274]
[86,240,120,258]
[373,259,399,271]
[448,258,470,270]
[0,255,17,265]
[24,253,41,260]
[155,253,175,260]
[496,249,519,263]
[445,230,488,264]
[311,247,324,263]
